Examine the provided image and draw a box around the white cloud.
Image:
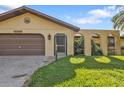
[116,5,124,11]
[0,5,23,13]
[74,5,123,25]
[2,5,22,10]
[88,9,112,18]
[88,5,117,18]
[107,6,116,10]
[74,17,102,24]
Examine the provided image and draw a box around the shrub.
[74,37,103,56]
[91,40,103,56]
[74,37,84,55]
[70,57,85,64]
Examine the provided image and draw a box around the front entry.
[0,34,45,55]
[54,34,67,57]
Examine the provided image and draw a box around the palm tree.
[112,7,124,31]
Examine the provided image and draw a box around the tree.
[112,6,124,31]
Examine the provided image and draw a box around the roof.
[0,6,80,31]
[80,29,119,32]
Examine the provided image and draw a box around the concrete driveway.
[0,56,53,87]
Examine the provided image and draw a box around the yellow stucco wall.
[78,30,121,55]
[0,12,122,56]
[93,36,124,48]
[0,13,75,56]
[92,37,100,44]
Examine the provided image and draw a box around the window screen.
[55,34,66,53]
[57,46,65,52]
[56,36,65,45]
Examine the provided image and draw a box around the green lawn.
[28,56,124,87]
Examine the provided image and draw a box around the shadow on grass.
[28,55,124,87]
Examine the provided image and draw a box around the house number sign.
[13,30,23,33]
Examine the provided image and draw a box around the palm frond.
[112,10,124,31]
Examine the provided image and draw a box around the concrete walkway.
[0,56,53,87]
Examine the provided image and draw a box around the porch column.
[100,34,108,56]
[115,36,121,55]
[84,35,92,56]
[45,33,54,56]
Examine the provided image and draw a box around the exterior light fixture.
[48,34,51,40]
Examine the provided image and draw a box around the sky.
[0,5,123,30]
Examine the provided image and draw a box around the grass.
[28,56,124,87]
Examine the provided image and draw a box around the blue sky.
[0,5,122,30]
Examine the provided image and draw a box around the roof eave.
[0,6,80,32]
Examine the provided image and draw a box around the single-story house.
[0,6,123,57]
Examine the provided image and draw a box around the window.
[108,37,115,47]
[108,37,115,55]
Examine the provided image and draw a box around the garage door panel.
[0,34,45,55]
[0,38,44,41]
[0,41,44,44]
[0,51,44,55]
[0,39,44,44]
[0,35,43,38]
[0,49,44,52]
[0,45,44,49]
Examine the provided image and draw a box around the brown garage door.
[0,34,45,55]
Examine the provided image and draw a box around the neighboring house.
[0,6,123,57]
